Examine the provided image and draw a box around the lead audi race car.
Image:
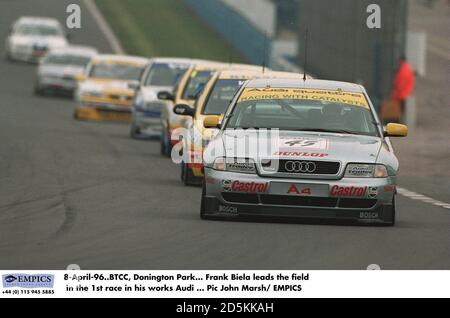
[201,79,408,225]
[5,16,68,63]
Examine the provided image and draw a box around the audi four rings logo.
[284,161,317,173]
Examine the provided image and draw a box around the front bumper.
[36,76,76,94]
[132,109,162,135]
[8,46,47,63]
[203,168,396,224]
[75,105,131,122]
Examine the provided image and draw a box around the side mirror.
[203,116,221,129]
[157,91,175,101]
[128,80,140,90]
[384,123,408,137]
[173,104,195,117]
[74,73,87,82]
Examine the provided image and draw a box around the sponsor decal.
[222,180,268,193]
[287,184,312,196]
[359,212,379,219]
[368,187,378,198]
[273,151,328,158]
[222,180,232,192]
[218,205,238,214]
[2,274,54,288]
[238,88,370,108]
[280,137,329,150]
[330,185,367,197]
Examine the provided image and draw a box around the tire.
[385,196,396,226]
[34,84,43,96]
[200,179,207,219]
[160,129,166,155]
[130,122,141,138]
[161,128,171,156]
[181,161,196,186]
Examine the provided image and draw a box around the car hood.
[38,64,85,77]
[79,79,134,95]
[220,130,381,164]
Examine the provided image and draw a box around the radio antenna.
[262,31,267,73]
[303,28,309,81]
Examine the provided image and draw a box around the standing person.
[391,54,416,118]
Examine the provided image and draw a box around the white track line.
[83,0,125,54]
[397,187,450,210]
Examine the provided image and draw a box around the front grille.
[338,198,377,209]
[108,94,132,101]
[260,195,338,207]
[221,193,377,209]
[276,160,340,175]
[222,192,258,204]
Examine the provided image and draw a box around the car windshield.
[44,54,91,67]
[89,62,144,81]
[225,88,379,136]
[202,79,245,115]
[181,70,213,100]
[15,23,62,36]
[144,63,188,86]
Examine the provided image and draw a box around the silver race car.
[34,45,97,96]
[129,58,196,138]
[5,16,68,63]
[201,79,408,225]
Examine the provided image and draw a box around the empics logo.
[2,274,54,288]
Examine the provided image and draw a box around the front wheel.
[130,122,141,138]
[200,178,207,219]
[385,196,396,226]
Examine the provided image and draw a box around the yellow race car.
[74,54,148,122]
[158,62,264,156]
[173,69,306,185]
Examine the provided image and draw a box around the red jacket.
[391,61,415,101]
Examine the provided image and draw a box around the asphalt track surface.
[0,0,449,270]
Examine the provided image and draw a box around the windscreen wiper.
[289,128,357,134]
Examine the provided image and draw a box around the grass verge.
[95,0,246,62]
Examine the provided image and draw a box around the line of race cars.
[5,16,409,225]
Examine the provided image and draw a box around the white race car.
[5,16,68,63]
[35,45,98,96]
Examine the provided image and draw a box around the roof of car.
[92,54,149,65]
[16,16,61,27]
[48,45,98,56]
[191,62,264,72]
[217,69,307,80]
[245,78,365,93]
[149,57,212,65]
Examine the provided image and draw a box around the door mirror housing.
[128,80,140,90]
[384,123,408,137]
[203,116,221,129]
[157,91,175,101]
[173,104,195,117]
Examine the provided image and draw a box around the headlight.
[344,163,388,178]
[212,157,256,174]
[81,90,103,97]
